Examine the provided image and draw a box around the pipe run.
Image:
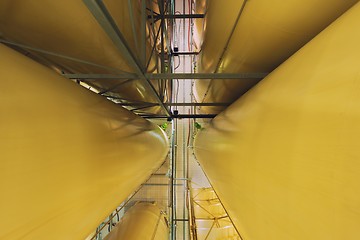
[194,3,360,239]
[0,44,169,240]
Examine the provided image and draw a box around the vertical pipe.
[0,44,169,240]
[170,118,177,240]
[194,0,359,114]
[173,118,179,240]
[194,3,360,239]
[183,118,187,240]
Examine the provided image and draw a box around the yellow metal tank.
[104,202,169,240]
[195,0,359,113]
[0,0,165,114]
[193,0,206,51]
[195,2,360,239]
[0,44,168,240]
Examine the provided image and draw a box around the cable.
[173,10,182,50]
[174,55,181,69]
[175,79,180,104]
[188,0,191,51]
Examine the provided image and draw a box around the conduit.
[195,2,360,239]
[104,202,169,240]
[0,44,168,240]
[194,0,358,113]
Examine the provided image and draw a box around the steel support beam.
[83,0,170,117]
[150,14,205,20]
[63,72,268,80]
[117,102,158,107]
[63,73,138,80]
[159,0,166,101]
[148,72,267,79]
[116,102,229,107]
[172,114,217,119]
[0,39,128,73]
[172,51,199,55]
[141,114,217,119]
[164,103,230,106]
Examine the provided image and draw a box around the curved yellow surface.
[192,188,217,201]
[0,44,168,240]
[196,218,239,240]
[193,0,206,51]
[193,188,226,219]
[194,200,225,219]
[0,0,164,113]
[104,202,169,240]
[195,3,360,240]
[195,0,358,113]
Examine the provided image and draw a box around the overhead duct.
[194,3,360,239]
[194,0,359,113]
[0,44,168,240]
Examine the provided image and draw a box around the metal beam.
[172,51,199,55]
[146,72,268,79]
[63,73,138,80]
[141,114,217,119]
[164,103,230,106]
[150,14,205,19]
[146,10,162,70]
[102,95,158,106]
[159,0,166,101]
[0,39,128,73]
[83,0,170,117]
[98,79,136,95]
[158,0,166,75]
[143,183,183,186]
[62,72,268,80]
[117,102,158,107]
[174,114,217,119]
[116,102,228,107]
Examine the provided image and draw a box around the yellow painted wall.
[0,44,168,240]
[195,3,360,239]
[195,0,358,113]
[105,202,168,240]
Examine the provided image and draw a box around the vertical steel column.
[158,0,166,101]
[159,0,166,74]
[170,119,177,240]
